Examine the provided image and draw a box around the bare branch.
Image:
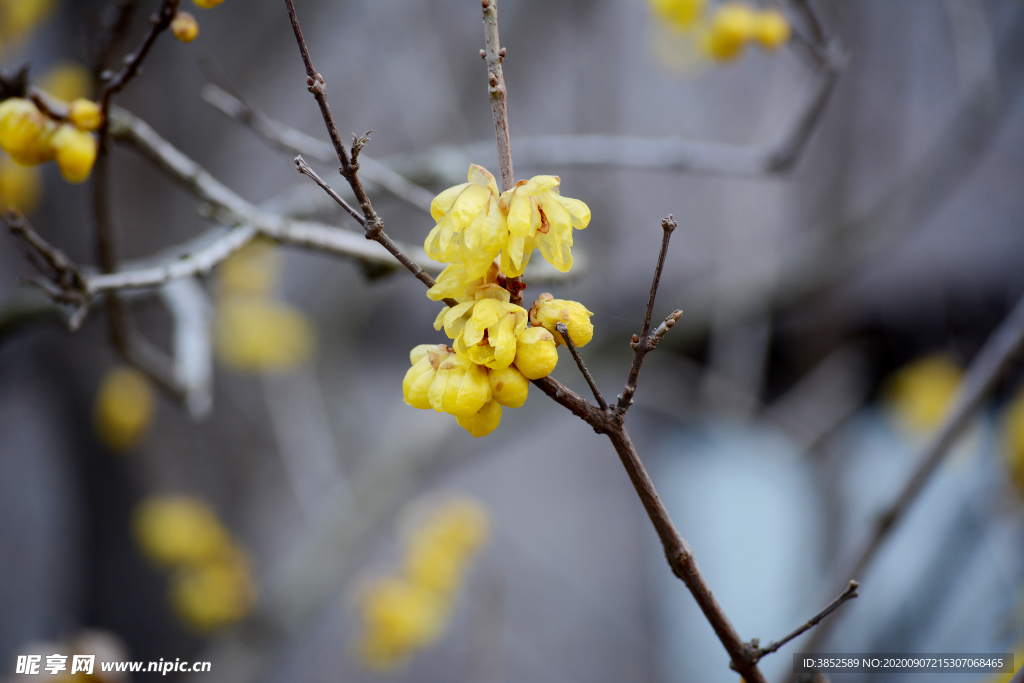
[201,84,435,214]
[803,285,1024,654]
[480,0,513,193]
[753,581,859,661]
[555,321,607,411]
[293,156,364,226]
[616,216,677,416]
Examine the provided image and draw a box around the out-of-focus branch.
[90,0,139,79]
[752,581,858,661]
[801,285,1024,655]
[201,83,435,214]
[158,277,213,419]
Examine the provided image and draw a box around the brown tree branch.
[752,581,858,661]
[801,285,1024,655]
[615,216,677,416]
[555,321,607,411]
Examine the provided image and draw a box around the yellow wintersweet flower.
[0,154,41,212]
[94,366,155,453]
[133,495,231,567]
[0,98,56,165]
[215,295,313,372]
[456,398,503,437]
[650,0,705,29]
[701,3,757,61]
[50,123,97,183]
[435,285,527,369]
[885,354,962,435]
[488,363,529,408]
[499,174,590,275]
[529,293,594,347]
[218,238,281,296]
[514,326,558,380]
[403,343,491,417]
[425,164,505,278]
[67,98,102,132]
[356,577,448,671]
[169,546,255,632]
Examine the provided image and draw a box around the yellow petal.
[488,364,529,408]
[553,194,591,229]
[430,182,469,221]
[456,399,502,437]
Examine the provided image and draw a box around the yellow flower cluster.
[404,166,595,437]
[215,238,314,373]
[356,497,488,670]
[94,366,156,453]
[649,0,790,62]
[0,96,99,183]
[134,495,255,632]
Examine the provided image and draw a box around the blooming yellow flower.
[425,164,505,278]
[133,496,231,567]
[488,363,529,408]
[0,98,56,165]
[403,344,491,417]
[402,343,450,409]
[94,366,155,453]
[435,286,528,369]
[514,326,558,380]
[50,123,97,183]
[529,293,594,347]
[456,398,502,437]
[701,3,757,61]
[499,175,591,275]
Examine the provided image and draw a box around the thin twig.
[555,321,607,411]
[201,84,435,214]
[802,286,1024,655]
[282,0,379,227]
[294,156,365,226]
[615,216,677,416]
[753,581,858,661]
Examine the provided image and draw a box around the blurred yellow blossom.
[67,98,102,132]
[0,0,55,42]
[355,496,488,670]
[51,123,97,183]
[193,0,225,8]
[94,366,155,452]
[39,62,93,103]
[1001,388,1024,493]
[171,11,199,43]
[215,295,313,372]
[701,3,757,61]
[218,238,281,296]
[885,354,962,435]
[0,153,41,212]
[133,496,231,567]
[649,0,705,29]
[169,547,255,632]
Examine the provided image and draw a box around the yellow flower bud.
[488,363,529,408]
[402,344,452,410]
[529,293,594,347]
[0,98,56,165]
[192,0,225,8]
[753,9,790,50]
[133,496,231,567]
[428,351,491,418]
[650,0,705,28]
[50,123,97,183]
[67,98,102,131]
[0,154,42,213]
[456,398,502,437]
[702,3,757,61]
[94,366,155,453]
[514,326,558,380]
[171,11,199,42]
